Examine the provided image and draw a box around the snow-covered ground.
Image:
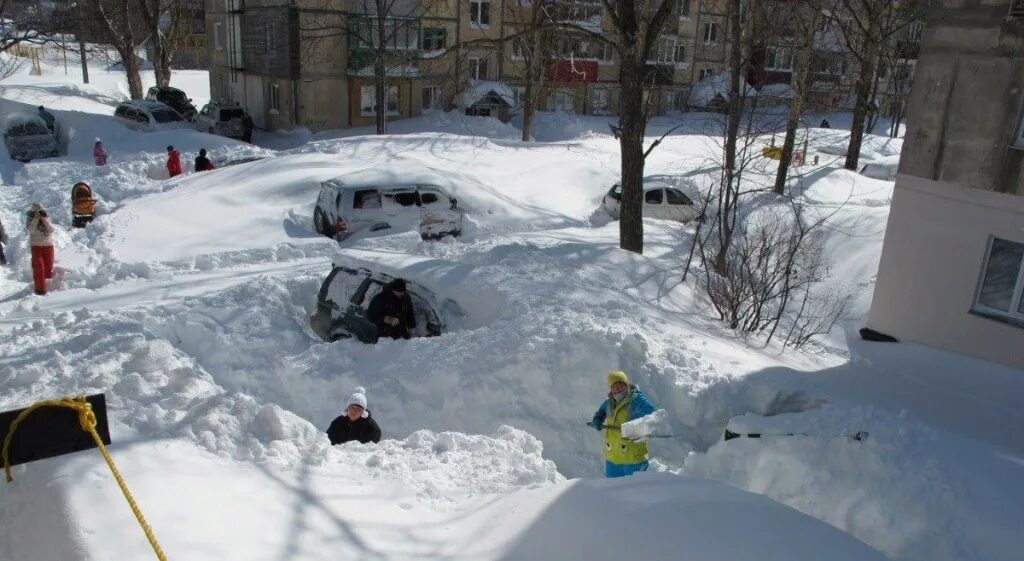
[1,54,1022,561]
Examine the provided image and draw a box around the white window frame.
[469,56,488,80]
[765,46,794,72]
[665,90,682,113]
[214,22,224,51]
[470,0,491,27]
[361,85,400,117]
[422,85,442,113]
[908,21,924,42]
[703,22,720,45]
[599,42,614,65]
[679,0,691,18]
[269,83,280,113]
[422,27,446,52]
[588,87,611,115]
[549,89,574,112]
[972,236,1024,325]
[265,22,275,53]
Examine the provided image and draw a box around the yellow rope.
[2,396,169,561]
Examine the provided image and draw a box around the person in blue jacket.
[589,370,656,478]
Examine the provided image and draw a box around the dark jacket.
[367,289,416,340]
[195,155,215,171]
[327,413,381,445]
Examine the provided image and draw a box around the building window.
[469,57,489,80]
[269,83,280,112]
[600,42,614,64]
[665,90,683,113]
[361,85,400,116]
[654,38,684,64]
[765,46,794,72]
[470,0,491,26]
[422,85,442,112]
[214,22,224,50]
[679,0,691,18]
[549,90,574,112]
[265,22,275,53]
[188,0,205,33]
[511,38,526,60]
[973,237,1024,325]
[699,68,715,81]
[703,22,720,45]
[588,88,610,115]
[422,28,446,51]
[908,21,924,42]
[510,86,526,107]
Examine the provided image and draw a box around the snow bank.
[621,408,673,440]
[687,72,755,109]
[454,79,515,110]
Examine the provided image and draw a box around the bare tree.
[86,0,147,98]
[772,1,823,195]
[835,0,926,170]
[503,0,557,142]
[137,0,190,88]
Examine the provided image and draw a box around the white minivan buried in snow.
[313,166,465,241]
[601,175,701,223]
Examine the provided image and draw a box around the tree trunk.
[521,78,535,142]
[774,15,815,196]
[618,55,646,254]
[78,38,89,84]
[375,3,387,135]
[124,49,144,99]
[844,14,881,171]
[714,0,744,274]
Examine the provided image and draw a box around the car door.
[643,188,666,218]
[381,187,421,232]
[664,187,698,222]
[417,186,461,237]
[347,188,386,234]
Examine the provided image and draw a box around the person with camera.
[26,203,55,295]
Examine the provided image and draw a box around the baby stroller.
[71,182,96,227]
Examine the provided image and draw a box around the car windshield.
[151,109,183,123]
[7,122,48,136]
[220,108,244,120]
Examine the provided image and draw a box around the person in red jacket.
[166,145,183,177]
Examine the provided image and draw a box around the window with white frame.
[469,57,489,80]
[679,0,691,18]
[361,85,400,116]
[511,86,527,107]
[665,90,683,113]
[765,46,794,72]
[214,22,224,51]
[588,88,610,115]
[549,90,574,112]
[422,85,443,112]
[269,83,280,112]
[703,22,720,45]
[470,0,491,26]
[422,28,446,51]
[908,21,924,42]
[654,38,685,64]
[511,38,526,60]
[973,237,1024,325]
[600,42,614,63]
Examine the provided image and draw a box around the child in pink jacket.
[93,138,108,166]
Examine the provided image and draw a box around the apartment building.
[868,0,1024,370]
[206,0,920,132]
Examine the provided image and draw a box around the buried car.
[310,263,466,343]
[602,175,701,222]
[313,166,465,241]
[3,113,59,161]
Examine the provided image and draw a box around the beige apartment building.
[205,0,920,132]
[868,0,1024,370]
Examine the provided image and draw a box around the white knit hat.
[346,386,368,418]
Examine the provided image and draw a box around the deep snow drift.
[2,54,1022,561]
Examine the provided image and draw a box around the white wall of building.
[869,175,1024,370]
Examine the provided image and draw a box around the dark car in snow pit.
[310,265,466,343]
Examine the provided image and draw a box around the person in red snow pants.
[166,145,183,177]
[26,203,56,295]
